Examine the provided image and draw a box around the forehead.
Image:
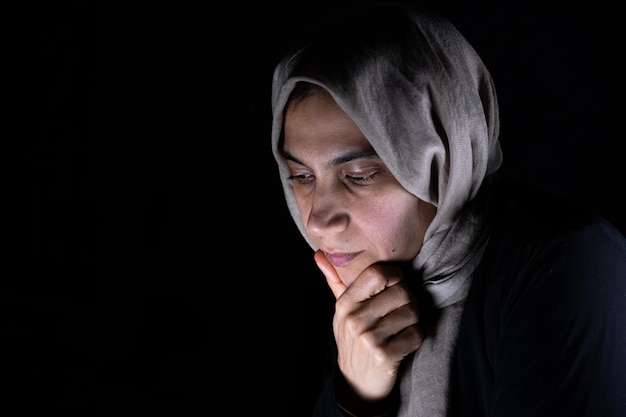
[283,90,371,151]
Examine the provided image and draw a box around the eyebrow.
[281,149,380,167]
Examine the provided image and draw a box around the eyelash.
[286,174,312,185]
[286,173,379,186]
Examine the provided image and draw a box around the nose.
[306,183,349,239]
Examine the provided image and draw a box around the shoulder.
[475,176,626,306]
[459,176,626,415]
[486,176,626,269]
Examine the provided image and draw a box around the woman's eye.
[286,170,380,186]
[287,174,314,185]
[345,173,378,185]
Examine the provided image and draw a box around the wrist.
[335,373,388,417]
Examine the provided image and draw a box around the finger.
[348,263,405,302]
[385,324,424,360]
[314,249,347,299]
[313,249,341,283]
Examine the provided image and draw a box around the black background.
[3,0,624,415]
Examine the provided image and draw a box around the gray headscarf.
[271,2,502,415]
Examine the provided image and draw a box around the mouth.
[323,251,363,268]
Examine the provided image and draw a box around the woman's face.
[282,89,437,286]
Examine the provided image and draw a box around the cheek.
[294,196,314,234]
[295,194,309,219]
[374,197,430,258]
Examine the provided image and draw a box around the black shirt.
[313,179,626,416]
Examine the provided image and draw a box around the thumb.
[314,249,347,299]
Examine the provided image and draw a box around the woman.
[270,2,626,416]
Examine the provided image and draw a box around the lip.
[324,251,363,268]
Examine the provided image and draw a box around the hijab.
[270,2,503,414]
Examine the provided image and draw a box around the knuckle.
[343,310,365,334]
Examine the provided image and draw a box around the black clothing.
[313,179,626,416]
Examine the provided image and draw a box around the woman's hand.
[314,250,423,404]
